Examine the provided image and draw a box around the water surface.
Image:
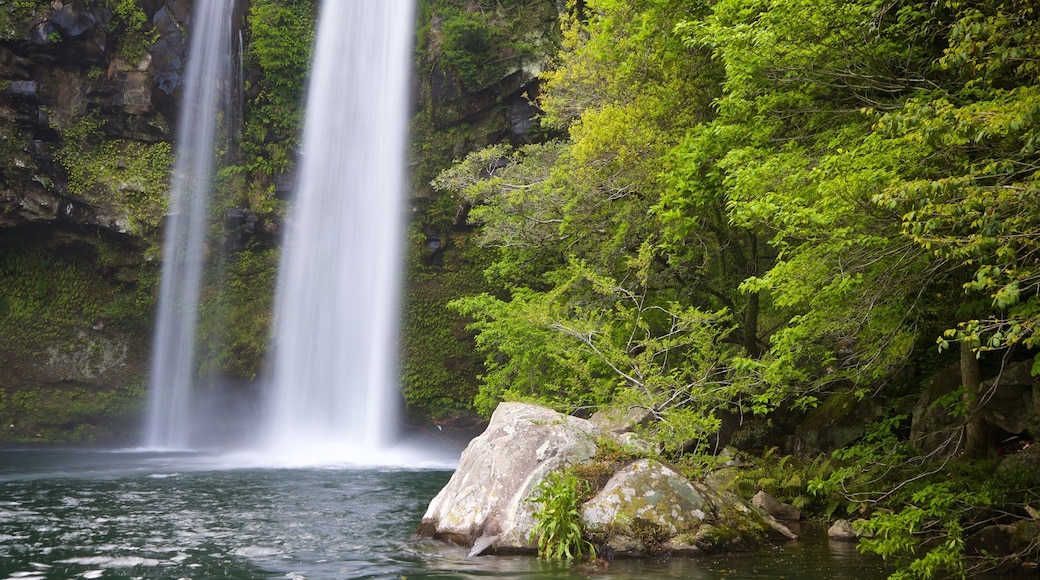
[0,450,891,579]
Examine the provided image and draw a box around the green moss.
[241,0,316,190]
[0,381,145,444]
[570,436,647,494]
[109,0,156,63]
[437,7,507,92]
[401,269,480,418]
[54,112,173,234]
[0,233,152,445]
[195,246,278,381]
[2,240,116,350]
[0,1,46,41]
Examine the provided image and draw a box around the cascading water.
[262,0,415,464]
[145,0,233,450]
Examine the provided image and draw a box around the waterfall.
[262,0,415,464]
[145,0,233,450]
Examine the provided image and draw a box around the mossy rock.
[580,459,794,555]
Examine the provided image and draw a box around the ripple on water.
[232,546,283,558]
[56,556,162,568]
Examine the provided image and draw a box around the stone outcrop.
[0,1,185,233]
[418,402,796,557]
[417,402,601,553]
[911,361,1040,458]
[751,490,801,521]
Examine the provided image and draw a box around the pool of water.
[0,449,892,579]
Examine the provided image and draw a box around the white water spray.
[145,0,233,449]
[262,0,415,464]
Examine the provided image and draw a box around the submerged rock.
[827,519,859,541]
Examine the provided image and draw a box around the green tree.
[872,0,1040,456]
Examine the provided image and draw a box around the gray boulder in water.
[416,402,601,553]
[417,402,796,556]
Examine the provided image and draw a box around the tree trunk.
[960,340,991,458]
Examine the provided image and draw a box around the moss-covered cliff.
[0,0,185,443]
[402,0,562,428]
[0,0,562,443]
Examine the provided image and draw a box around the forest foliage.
[434,0,1040,576]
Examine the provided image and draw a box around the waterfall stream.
[145,0,233,450]
[262,0,415,464]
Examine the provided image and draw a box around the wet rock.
[751,490,801,521]
[6,80,38,96]
[828,519,859,541]
[149,6,188,96]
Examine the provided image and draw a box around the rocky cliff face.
[0,0,565,444]
[0,0,194,444]
[400,0,562,429]
[0,0,187,232]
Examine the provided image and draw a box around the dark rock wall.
[0,0,186,232]
[0,0,192,444]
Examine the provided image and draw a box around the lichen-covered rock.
[582,459,712,539]
[581,459,796,555]
[419,405,798,558]
[417,402,600,553]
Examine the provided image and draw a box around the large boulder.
[417,402,601,553]
[975,361,1040,436]
[418,402,797,558]
[582,459,713,539]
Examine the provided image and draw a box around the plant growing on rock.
[528,470,595,560]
